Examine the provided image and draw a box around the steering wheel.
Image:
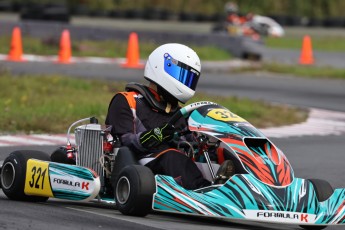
[167,101,218,155]
[168,101,218,126]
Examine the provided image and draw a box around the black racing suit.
[105,84,210,190]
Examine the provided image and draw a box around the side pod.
[1,150,100,202]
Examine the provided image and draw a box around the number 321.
[29,166,47,189]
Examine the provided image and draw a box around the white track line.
[261,108,345,138]
[0,53,130,64]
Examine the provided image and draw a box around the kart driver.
[105,43,212,190]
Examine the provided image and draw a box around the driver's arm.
[105,94,147,153]
[106,94,175,153]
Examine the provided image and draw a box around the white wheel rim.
[1,162,16,190]
[116,176,131,204]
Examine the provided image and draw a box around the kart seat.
[216,148,248,175]
[217,148,226,164]
[195,162,220,182]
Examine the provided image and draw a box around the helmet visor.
[164,53,200,90]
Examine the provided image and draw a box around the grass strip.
[235,63,345,80]
[0,73,307,134]
[265,36,345,52]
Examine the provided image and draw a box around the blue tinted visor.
[164,53,200,90]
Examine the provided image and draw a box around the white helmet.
[144,43,201,104]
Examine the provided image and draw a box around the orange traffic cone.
[122,32,144,69]
[8,27,24,62]
[299,35,314,65]
[58,29,72,64]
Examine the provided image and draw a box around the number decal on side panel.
[29,166,47,190]
[29,167,35,188]
[25,159,53,197]
[207,109,246,122]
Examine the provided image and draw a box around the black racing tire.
[1,150,51,202]
[114,165,155,217]
[300,225,327,230]
[299,179,334,230]
[309,178,334,202]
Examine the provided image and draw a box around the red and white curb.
[0,54,252,70]
[0,108,344,147]
[0,134,75,147]
[0,54,127,64]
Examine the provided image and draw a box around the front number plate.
[24,159,53,197]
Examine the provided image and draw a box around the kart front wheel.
[1,150,50,202]
[299,179,334,230]
[114,165,155,217]
[308,178,334,202]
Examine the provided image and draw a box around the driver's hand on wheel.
[140,123,175,149]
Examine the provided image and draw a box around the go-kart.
[1,101,344,230]
[212,14,284,38]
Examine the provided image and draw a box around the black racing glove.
[139,123,175,149]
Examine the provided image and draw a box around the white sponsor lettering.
[51,175,94,194]
[243,210,316,224]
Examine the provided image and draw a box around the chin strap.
[125,82,179,114]
[165,102,172,113]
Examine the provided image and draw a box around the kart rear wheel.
[299,179,334,230]
[1,150,50,202]
[114,165,155,217]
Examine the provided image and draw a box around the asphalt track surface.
[1,17,345,230]
[1,61,345,230]
[1,135,344,230]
